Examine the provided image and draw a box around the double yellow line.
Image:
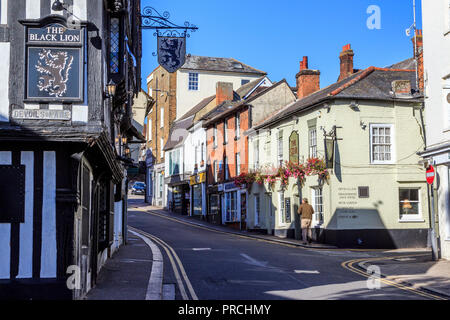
[341,255,447,300]
[128,226,198,300]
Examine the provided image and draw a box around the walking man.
[298,198,314,245]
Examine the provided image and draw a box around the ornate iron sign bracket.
[140,7,198,73]
[140,6,198,37]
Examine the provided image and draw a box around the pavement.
[86,232,153,300]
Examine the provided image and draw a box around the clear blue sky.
[141,0,422,90]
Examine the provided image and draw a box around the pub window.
[309,127,317,158]
[109,17,121,74]
[399,188,422,221]
[312,187,323,223]
[278,192,285,225]
[277,130,283,166]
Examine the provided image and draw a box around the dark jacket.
[298,203,314,220]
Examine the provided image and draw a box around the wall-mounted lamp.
[349,100,360,111]
[360,120,367,130]
[51,0,65,11]
[122,136,128,145]
[106,80,117,99]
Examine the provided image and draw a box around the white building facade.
[420,0,450,259]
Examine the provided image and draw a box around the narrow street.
[123,196,442,301]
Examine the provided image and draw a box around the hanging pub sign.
[157,36,186,73]
[324,137,335,169]
[289,131,299,164]
[21,17,85,103]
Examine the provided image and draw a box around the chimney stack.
[338,44,355,82]
[216,82,234,105]
[412,29,424,91]
[296,56,320,99]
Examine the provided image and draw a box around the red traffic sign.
[426,165,435,185]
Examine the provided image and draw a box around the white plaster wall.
[185,123,207,175]
[1,0,7,24]
[176,70,262,120]
[0,151,11,279]
[422,0,450,147]
[437,165,450,259]
[26,0,40,19]
[0,43,10,122]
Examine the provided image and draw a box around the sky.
[140,0,422,90]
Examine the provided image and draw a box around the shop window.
[399,188,422,221]
[0,165,25,223]
[225,191,237,222]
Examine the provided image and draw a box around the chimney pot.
[296,56,320,99]
[338,43,355,82]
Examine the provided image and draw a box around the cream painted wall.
[176,70,262,120]
[248,99,429,234]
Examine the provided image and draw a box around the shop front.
[190,172,206,219]
[222,182,247,230]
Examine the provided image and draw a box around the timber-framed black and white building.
[0,0,142,300]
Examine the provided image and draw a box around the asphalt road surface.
[127,197,437,300]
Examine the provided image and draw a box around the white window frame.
[254,140,260,171]
[370,123,395,164]
[224,119,228,144]
[309,127,317,158]
[277,130,283,166]
[213,125,218,149]
[254,195,260,227]
[445,0,450,35]
[312,187,323,225]
[278,192,287,226]
[225,191,238,223]
[398,188,423,222]
[213,160,218,182]
[444,79,450,129]
[235,113,240,139]
[188,72,199,91]
[236,153,241,176]
[160,107,164,128]
[148,118,152,141]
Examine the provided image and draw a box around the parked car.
[131,182,146,195]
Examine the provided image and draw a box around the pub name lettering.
[29,27,80,43]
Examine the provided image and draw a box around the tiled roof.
[388,57,416,70]
[253,67,421,130]
[179,95,216,121]
[181,55,266,75]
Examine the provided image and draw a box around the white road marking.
[240,253,269,268]
[129,230,163,300]
[294,270,320,274]
[193,248,211,251]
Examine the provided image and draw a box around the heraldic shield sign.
[21,16,85,103]
[157,36,186,73]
